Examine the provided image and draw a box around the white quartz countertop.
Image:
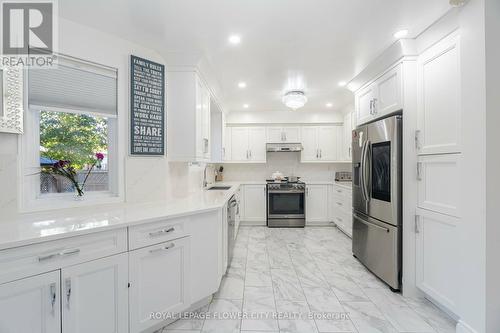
[0,182,249,251]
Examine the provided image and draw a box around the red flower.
[95,152,105,161]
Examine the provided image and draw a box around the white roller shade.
[28,55,118,117]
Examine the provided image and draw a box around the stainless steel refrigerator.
[352,114,402,290]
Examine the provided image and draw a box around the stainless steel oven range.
[267,180,305,228]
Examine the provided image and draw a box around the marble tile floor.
[161,226,456,333]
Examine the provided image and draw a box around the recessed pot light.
[393,29,409,39]
[238,82,247,88]
[338,81,347,87]
[243,104,249,109]
[228,35,241,45]
[326,103,333,108]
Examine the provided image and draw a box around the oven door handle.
[268,190,305,194]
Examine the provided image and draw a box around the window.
[21,54,121,211]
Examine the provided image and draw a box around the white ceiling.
[59,0,451,113]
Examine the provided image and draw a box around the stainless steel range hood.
[266,143,303,152]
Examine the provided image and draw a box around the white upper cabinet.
[228,127,266,163]
[301,126,341,162]
[355,64,403,125]
[223,125,232,161]
[62,254,129,333]
[0,271,61,333]
[266,126,301,143]
[167,70,211,162]
[343,112,354,161]
[416,32,461,155]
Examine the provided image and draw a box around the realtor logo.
[1,0,57,67]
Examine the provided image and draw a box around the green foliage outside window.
[39,111,108,170]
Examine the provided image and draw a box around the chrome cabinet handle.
[369,99,373,115]
[149,242,176,254]
[65,278,71,309]
[38,248,81,262]
[336,202,343,206]
[416,162,422,181]
[320,149,322,158]
[336,189,342,193]
[415,130,421,150]
[415,215,421,233]
[336,217,343,222]
[149,227,175,237]
[372,98,377,114]
[203,138,209,154]
[316,149,319,159]
[50,283,57,314]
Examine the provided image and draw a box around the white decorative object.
[0,66,24,134]
[282,90,307,110]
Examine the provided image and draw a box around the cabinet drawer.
[0,229,127,284]
[331,185,351,201]
[129,217,188,250]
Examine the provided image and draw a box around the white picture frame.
[0,66,24,134]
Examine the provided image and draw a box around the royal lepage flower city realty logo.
[1,0,58,67]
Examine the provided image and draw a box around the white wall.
[225,110,344,124]
[485,0,500,331]
[0,18,207,220]
[221,153,350,182]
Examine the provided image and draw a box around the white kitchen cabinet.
[62,253,128,333]
[266,126,300,143]
[416,32,461,155]
[241,184,267,224]
[355,64,403,125]
[343,112,354,161]
[331,184,353,237]
[228,127,266,163]
[417,154,461,218]
[415,208,459,313]
[168,70,211,162]
[0,270,61,333]
[129,237,191,333]
[301,126,341,162]
[305,185,329,224]
[223,126,232,161]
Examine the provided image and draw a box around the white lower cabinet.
[0,270,61,333]
[62,253,129,333]
[330,184,353,237]
[129,237,191,333]
[241,184,267,225]
[415,208,459,314]
[305,185,329,224]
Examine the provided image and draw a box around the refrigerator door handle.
[360,140,367,201]
[353,213,390,233]
[363,140,371,202]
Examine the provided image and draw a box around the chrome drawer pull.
[149,227,175,237]
[336,202,343,206]
[38,248,81,262]
[149,243,176,254]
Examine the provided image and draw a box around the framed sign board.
[130,55,165,155]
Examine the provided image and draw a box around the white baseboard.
[456,320,479,333]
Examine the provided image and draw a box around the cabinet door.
[230,127,249,161]
[318,126,337,161]
[129,237,190,333]
[343,113,353,160]
[195,77,204,159]
[417,33,461,155]
[266,127,284,143]
[242,185,267,224]
[417,154,460,217]
[223,126,232,161]
[202,87,211,159]
[62,254,128,333]
[355,84,376,125]
[0,271,61,333]
[306,185,329,223]
[415,208,459,313]
[282,127,301,142]
[300,127,318,162]
[248,127,266,162]
[374,65,403,117]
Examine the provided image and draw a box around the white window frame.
[19,59,123,212]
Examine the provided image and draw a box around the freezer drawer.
[352,212,401,290]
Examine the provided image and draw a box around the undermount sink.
[207,186,232,191]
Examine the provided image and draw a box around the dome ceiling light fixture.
[282,90,307,110]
